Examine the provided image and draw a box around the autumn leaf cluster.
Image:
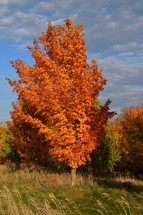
[6,18,114,169]
[110,105,143,175]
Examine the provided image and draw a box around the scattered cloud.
[111,43,143,52]
[0,0,143,121]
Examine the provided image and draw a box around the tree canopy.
[6,18,114,170]
[110,105,143,175]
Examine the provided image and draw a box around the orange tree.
[7,18,114,182]
[111,105,143,175]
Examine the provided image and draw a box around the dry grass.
[0,170,84,187]
[0,186,81,215]
[0,165,142,214]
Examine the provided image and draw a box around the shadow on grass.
[96,178,143,194]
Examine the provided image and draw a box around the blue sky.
[0,0,143,122]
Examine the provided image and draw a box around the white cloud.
[34,2,54,11]
[0,0,142,52]
[0,16,14,25]
[0,0,19,4]
[111,43,143,51]
[0,0,143,120]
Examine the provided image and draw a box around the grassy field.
[0,167,143,214]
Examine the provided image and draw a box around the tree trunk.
[71,168,76,186]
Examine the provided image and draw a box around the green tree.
[0,123,12,162]
[89,127,120,177]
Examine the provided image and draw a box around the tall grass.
[0,167,143,214]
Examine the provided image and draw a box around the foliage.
[0,123,20,166]
[0,123,6,159]
[80,125,120,177]
[110,105,143,175]
[0,123,11,161]
[4,124,22,168]
[79,101,119,177]
[6,18,114,170]
[90,126,120,177]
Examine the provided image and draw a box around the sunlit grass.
[0,167,143,214]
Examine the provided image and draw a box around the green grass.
[0,168,143,214]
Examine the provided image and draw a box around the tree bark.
[71,168,76,186]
